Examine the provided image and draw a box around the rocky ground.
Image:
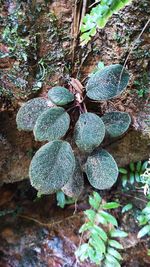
[0,0,150,266]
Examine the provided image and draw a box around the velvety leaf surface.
[74,112,105,153]
[29,141,75,194]
[85,149,118,189]
[62,158,84,198]
[86,64,129,100]
[48,86,74,105]
[16,97,48,131]
[102,111,131,138]
[33,107,70,141]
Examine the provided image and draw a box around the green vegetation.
[102,112,131,138]
[75,191,127,266]
[119,160,150,239]
[134,72,149,98]
[48,86,74,106]
[16,64,131,195]
[80,0,132,45]
[86,64,129,100]
[119,160,149,188]
[56,191,76,208]
[16,97,49,131]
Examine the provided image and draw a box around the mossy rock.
[62,158,84,198]
[48,86,74,106]
[29,140,75,194]
[33,107,70,141]
[85,149,118,190]
[74,112,105,153]
[102,111,131,138]
[86,64,129,100]
[16,97,48,131]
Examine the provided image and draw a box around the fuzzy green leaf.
[84,209,96,222]
[16,97,49,131]
[129,162,135,172]
[107,247,122,260]
[29,141,75,194]
[119,167,128,174]
[105,255,121,267]
[104,260,121,267]
[142,206,150,215]
[101,202,120,209]
[90,233,106,253]
[86,64,129,101]
[75,243,89,261]
[102,111,131,138]
[91,225,108,241]
[110,229,128,238]
[62,158,84,198]
[56,191,66,208]
[135,172,140,182]
[137,225,150,238]
[141,161,148,172]
[129,172,135,185]
[89,192,102,210]
[108,240,123,250]
[33,107,70,141]
[48,86,74,106]
[100,211,118,226]
[136,161,142,173]
[122,203,133,213]
[97,214,107,224]
[79,222,93,233]
[85,149,118,190]
[87,245,101,264]
[121,174,128,188]
[74,112,105,153]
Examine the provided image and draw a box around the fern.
[75,191,127,266]
[80,0,132,45]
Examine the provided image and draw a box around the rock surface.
[0,0,149,183]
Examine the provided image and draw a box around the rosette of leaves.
[16,64,131,195]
